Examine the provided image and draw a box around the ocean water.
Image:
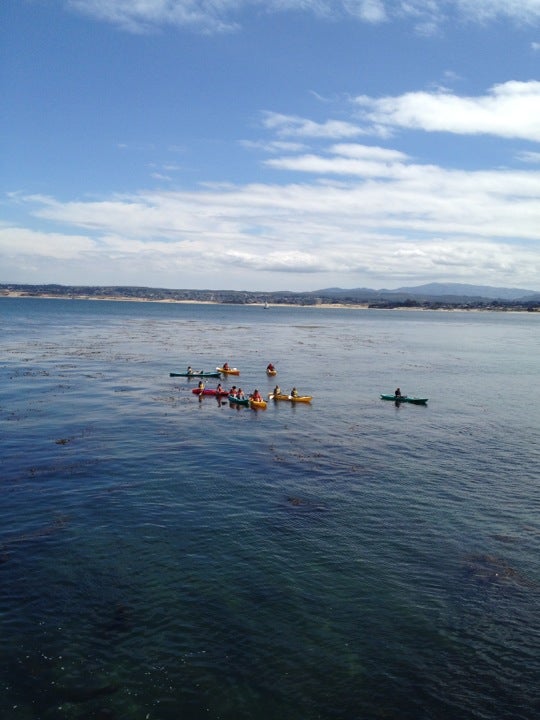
[1,297,538,720]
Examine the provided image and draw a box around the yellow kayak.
[249,398,267,410]
[217,366,240,375]
[269,393,312,403]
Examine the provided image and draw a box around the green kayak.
[380,394,428,405]
[170,371,222,378]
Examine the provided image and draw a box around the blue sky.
[2,1,540,292]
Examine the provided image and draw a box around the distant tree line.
[1,283,538,311]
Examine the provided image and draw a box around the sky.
[1,1,540,292]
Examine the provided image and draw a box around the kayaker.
[395,387,402,398]
[216,383,223,393]
[290,387,299,398]
[230,385,237,395]
[251,389,263,402]
[187,366,193,375]
[273,384,281,396]
[198,380,205,391]
[236,388,245,399]
[223,362,230,371]
[267,362,275,372]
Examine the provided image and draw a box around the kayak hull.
[266,369,277,376]
[192,388,229,397]
[380,394,428,404]
[170,371,221,378]
[249,399,267,409]
[269,393,312,403]
[228,394,249,405]
[217,367,240,376]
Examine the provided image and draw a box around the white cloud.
[7,140,539,288]
[0,227,96,259]
[64,1,540,34]
[240,139,309,154]
[261,112,365,139]
[517,150,540,164]
[354,81,540,142]
[455,0,540,24]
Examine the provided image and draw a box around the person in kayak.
[223,362,230,371]
[395,387,402,398]
[187,366,193,375]
[251,389,263,402]
[236,388,245,399]
[273,384,281,396]
[216,383,224,393]
[198,380,205,391]
[267,362,275,372]
[230,385,237,396]
[290,387,299,398]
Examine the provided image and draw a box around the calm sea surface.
[1,298,539,720]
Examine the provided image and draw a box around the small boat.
[266,368,277,376]
[249,398,267,410]
[192,388,229,397]
[228,394,249,405]
[380,394,428,405]
[170,371,221,378]
[269,393,312,403]
[217,366,240,376]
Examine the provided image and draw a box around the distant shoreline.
[2,290,536,312]
[0,292,218,305]
[0,290,369,309]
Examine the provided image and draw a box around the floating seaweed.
[462,553,534,589]
[0,515,69,557]
[285,496,327,512]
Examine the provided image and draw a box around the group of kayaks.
[170,364,313,410]
[171,367,427,408]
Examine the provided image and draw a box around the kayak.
[228,394,249,405]
[192,388,229,397]
[266,369,277,376]
[249,398,267,409]
[380,394,428,405]
[170,371,221,378]
[269,393,312,403]
[217,367,240,376]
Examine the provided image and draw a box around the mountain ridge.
[315,282,539,301]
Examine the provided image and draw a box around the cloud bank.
[66,0,540,34]
[4,81,540,289]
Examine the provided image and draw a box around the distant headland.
[1,283,539,312]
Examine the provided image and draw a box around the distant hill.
[314,283,538,301]
[388,283,538,301]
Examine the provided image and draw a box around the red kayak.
[192,388,229,397]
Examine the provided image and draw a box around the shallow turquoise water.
[1,298,539,719]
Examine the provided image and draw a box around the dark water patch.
[461,553,536,589]
[0,515,69,557]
